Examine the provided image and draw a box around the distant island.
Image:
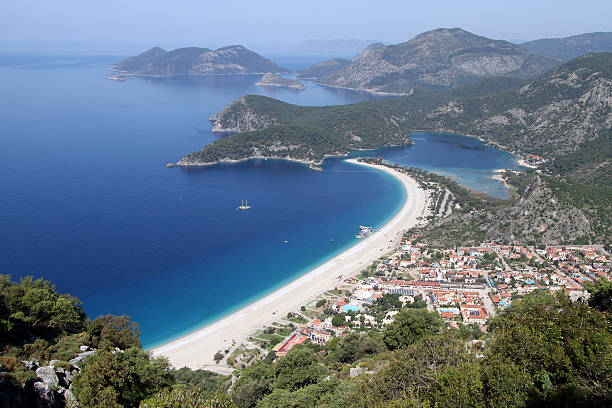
[110,45,288,76]
[256,73,305,89]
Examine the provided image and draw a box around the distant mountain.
[316,28,560,94]
[111,45,288,76]
[520,32,612,61]
[297,58,350,79]
[286,39,380,56]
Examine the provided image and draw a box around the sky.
[1,0,611,55]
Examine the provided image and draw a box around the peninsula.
[174,53,611,168]
[111,45,288,76]
[256,73,305,89]
[153,159,429,369]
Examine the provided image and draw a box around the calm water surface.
[0,55,519,347]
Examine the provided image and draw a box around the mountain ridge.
[309,28,560,94]
[520,31,612,61]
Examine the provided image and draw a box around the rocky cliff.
[317,28,560,94]
[111,45,288,76]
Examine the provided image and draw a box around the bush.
[273,347,319,391]
[141,387,236,408]
[383,309,443,350]
[88,314,141,350]
[331,314,346,327]
[72,347,172,408]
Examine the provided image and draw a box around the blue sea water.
[0,55,519,347]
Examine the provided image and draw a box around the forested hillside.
[1,274,610,407]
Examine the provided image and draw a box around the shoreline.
[151,159,428,370]
[313,81,409,96]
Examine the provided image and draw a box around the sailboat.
[237,200,251,210]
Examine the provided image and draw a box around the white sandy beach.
[151,159,428,370]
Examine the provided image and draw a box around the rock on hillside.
[111,45,288,76]
[318,28,560,94]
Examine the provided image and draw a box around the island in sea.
[110,45,288,76]
[255,73,305,89]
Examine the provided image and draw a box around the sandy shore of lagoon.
[151,159,429,370]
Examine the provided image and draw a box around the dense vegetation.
[181,96,414,165]
[0,274,230,407]
[2,269,611,408]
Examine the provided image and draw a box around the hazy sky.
[2,0,611,55]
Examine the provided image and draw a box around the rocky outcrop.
[317,28,560,94]
[256,73,305,89]
[68,350,95,369]
[0,347,97,408]
[111,45,288,76]
[35,367,59,388]
[33,382,56,407]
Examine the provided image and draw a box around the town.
[223,240,610,367]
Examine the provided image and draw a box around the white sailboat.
[237,200,251,210]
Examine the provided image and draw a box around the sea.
[0,54,522,347]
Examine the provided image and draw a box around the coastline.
[313,81,409,96]
[151,158,428,370]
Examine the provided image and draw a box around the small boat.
[360,225,372,231]
[355,234,364,239]
[237,200,251,210]
[330,237,335,242]
[106,73,127,81]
